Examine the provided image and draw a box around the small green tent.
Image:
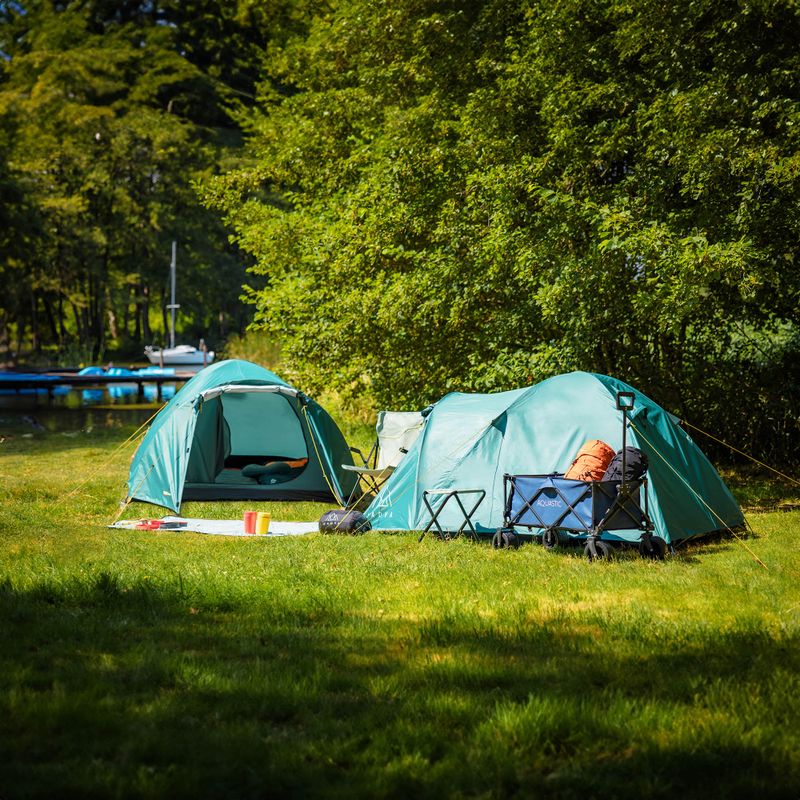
[365,372,743,545]
[128,359,357,511]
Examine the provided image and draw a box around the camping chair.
[344,410,427,498]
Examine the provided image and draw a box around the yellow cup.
[255,512,271,535]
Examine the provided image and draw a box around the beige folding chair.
[344,410,426,498]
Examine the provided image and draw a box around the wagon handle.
[616,392,635,490]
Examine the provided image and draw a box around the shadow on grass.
[722,465,800,511]
[0,574,797,800]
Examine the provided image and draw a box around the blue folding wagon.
[497,472,661,559]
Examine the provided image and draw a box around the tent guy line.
[680,418,800,489]
[630,420,766,569]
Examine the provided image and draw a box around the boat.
[144,343,214,367]
[144,241,215,368]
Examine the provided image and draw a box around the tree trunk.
[0,308,10,365]
[15,314,23,360]
[89,271,104,359]
[58,293,66,343]
[88,272,95,343]
[56,238,66,346]
[81,275,90,348]
[142,284,151,342]
[30,290,39,353]
[105,283,117,341]
[43,294,60,344]
[122,285,131,339]
[71,300,83,343]
[134,284,142,341]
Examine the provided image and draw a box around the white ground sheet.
[110,515,318,537]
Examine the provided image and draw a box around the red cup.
[243,511,257,535]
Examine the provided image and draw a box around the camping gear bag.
[602,447,648,482]
[318,509,371,534]
[563,439,615,481]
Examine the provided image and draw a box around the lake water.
[0,385,167,435]
[0,360,190,435]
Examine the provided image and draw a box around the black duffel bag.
[601,447,648,482]
[318,509,371,534]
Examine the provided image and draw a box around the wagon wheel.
[638,536,667,560]
[542,528,559,550]
[584,539,613,561]
[492,528,519,550]
[505,529,520,549]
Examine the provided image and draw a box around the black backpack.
[601,447,648,483]
[318,509,371,534]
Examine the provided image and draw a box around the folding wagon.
[495,472,666,559]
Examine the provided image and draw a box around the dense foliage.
[208,0,800,463]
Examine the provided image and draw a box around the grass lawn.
[1,408,799,799]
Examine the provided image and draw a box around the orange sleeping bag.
[563,440,615,482]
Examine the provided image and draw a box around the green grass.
[1,411,799,799]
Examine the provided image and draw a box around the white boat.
[144,241,215,368]
[144,344,215,367]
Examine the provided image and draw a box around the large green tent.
[128,359,357,511]
[365,372,744,544]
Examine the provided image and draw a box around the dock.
[0,370,196,402]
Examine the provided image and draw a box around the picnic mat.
[110,516,318,537]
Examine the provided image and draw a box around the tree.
[0,0,255,359]
[0,105,37,361]
[209,0,800,463]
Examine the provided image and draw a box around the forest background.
[0,0,798,465]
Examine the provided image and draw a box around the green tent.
[366,372,744,545]
[128,359,357,511]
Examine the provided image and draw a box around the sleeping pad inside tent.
[127,359,357,511]
[365,371,744,546]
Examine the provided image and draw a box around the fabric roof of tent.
[365,372,744,545]
[128,359,357,512]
